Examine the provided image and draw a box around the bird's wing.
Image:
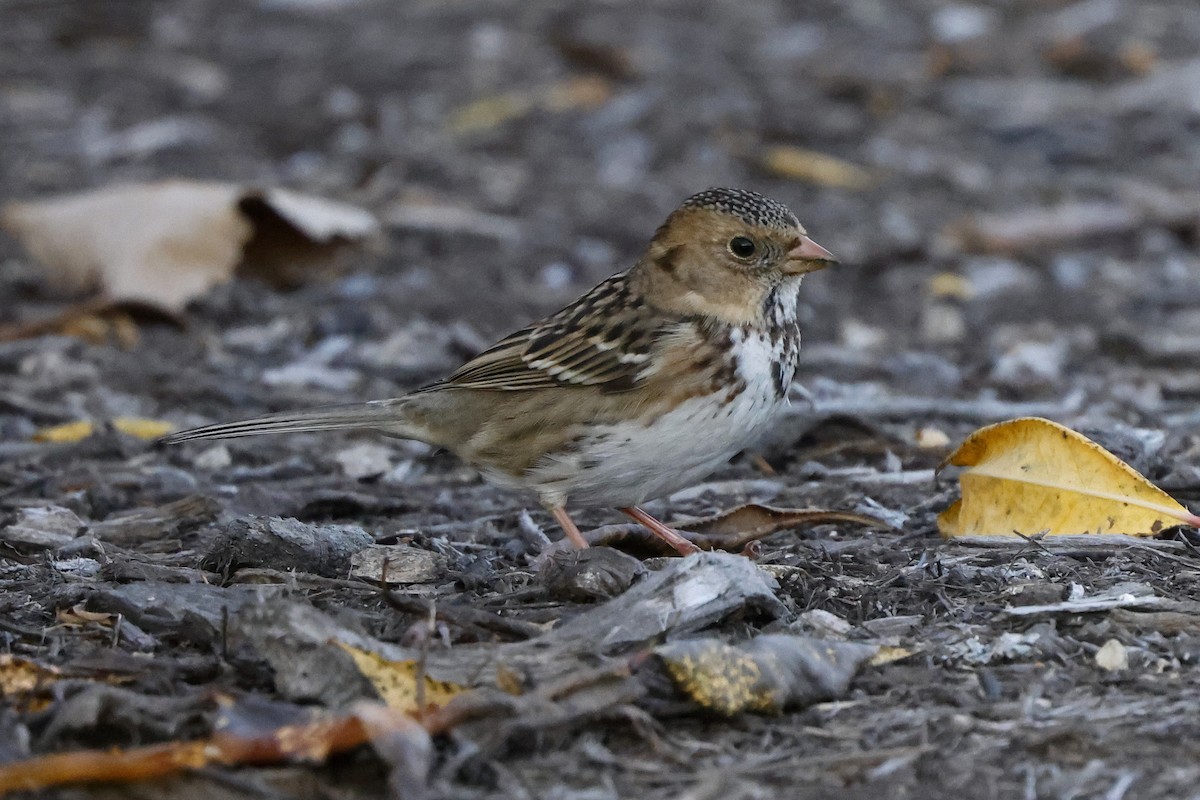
[424,275,671,393]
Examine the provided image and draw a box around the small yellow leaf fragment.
[0,655,61,695]
[449,76,612,136]
[659,641,773,716]
[33,421,95,443]
[336,642,466,714]
[867,645,917,667]
[938,417,1200,538]
[1094,639,1128,672]
[928,272,973,301]
[759,145,874,190]
[112,417,175,440]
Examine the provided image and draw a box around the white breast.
[521,329,795,509]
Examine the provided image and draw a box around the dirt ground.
[4,0,1200,798]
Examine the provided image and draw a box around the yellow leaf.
[867,645,917,666]
[659,641,775,716]
[449,76,612,136]
[0,655,61,695]
[33,418,175,443]
[938,417,1200,538]
[759,145,874,190]
[336,643,466,714]
[33,421,95,443]
[112,417,174,440]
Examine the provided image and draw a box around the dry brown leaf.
[583,503,889,555]
[938,417,1200,538]
[337,643,467,714]
[759,145,875,190]
[1,180,378,313]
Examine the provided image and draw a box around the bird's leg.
[550,505,590,549]
[619,507,701,556]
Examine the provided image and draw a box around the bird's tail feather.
[159,399,418,444]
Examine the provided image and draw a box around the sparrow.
[162,187,836,555]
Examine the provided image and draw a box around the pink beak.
[785,235,837,274]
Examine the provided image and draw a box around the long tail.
[159,398,419,444]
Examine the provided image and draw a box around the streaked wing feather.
[424,274,668,393]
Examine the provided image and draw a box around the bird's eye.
[728,236,757,258]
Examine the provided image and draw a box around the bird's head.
[633,187,836,325]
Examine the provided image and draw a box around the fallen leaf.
[112,417,175,440]
[0,655,61,696]
[584,503,891,555]
[32,417,175,443]
[32,421,94,444]
[938,417,1200,537]
[867,645,918,666]
[448,76,612,135]
[655,634,878,716]
[759,145,875,190]
[55,604,117,628]
[1,180,379,313]
[337,643,467,714]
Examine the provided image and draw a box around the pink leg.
[550,505,590,549]
[619,507,701,556]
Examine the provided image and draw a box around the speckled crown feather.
[680,187,799,231]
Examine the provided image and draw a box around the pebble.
[931,5,998,43]
[194,445,233,471]
[1,506,85,549]
[261,362,361,391]
[334,442,395,480]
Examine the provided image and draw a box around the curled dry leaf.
[938,417,1200,538]
[0,180,379,313]
[654,634,878,716]
[584,503,891,554]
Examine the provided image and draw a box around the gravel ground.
[4,1,1200,798]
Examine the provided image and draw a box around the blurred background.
[2,0,1200,435]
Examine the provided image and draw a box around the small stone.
[261,362,361,391]
[931,5,997,43]
[791,609,854,638]
[915,426,951,449]
[334,442,394,480]
[350,544,447,585]
[194,445,232,471]
[840,318,887,351]
[920,302,966,344]
[1,506,85,549]
[991,340,1068,387]
[1095,638,1128,672]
